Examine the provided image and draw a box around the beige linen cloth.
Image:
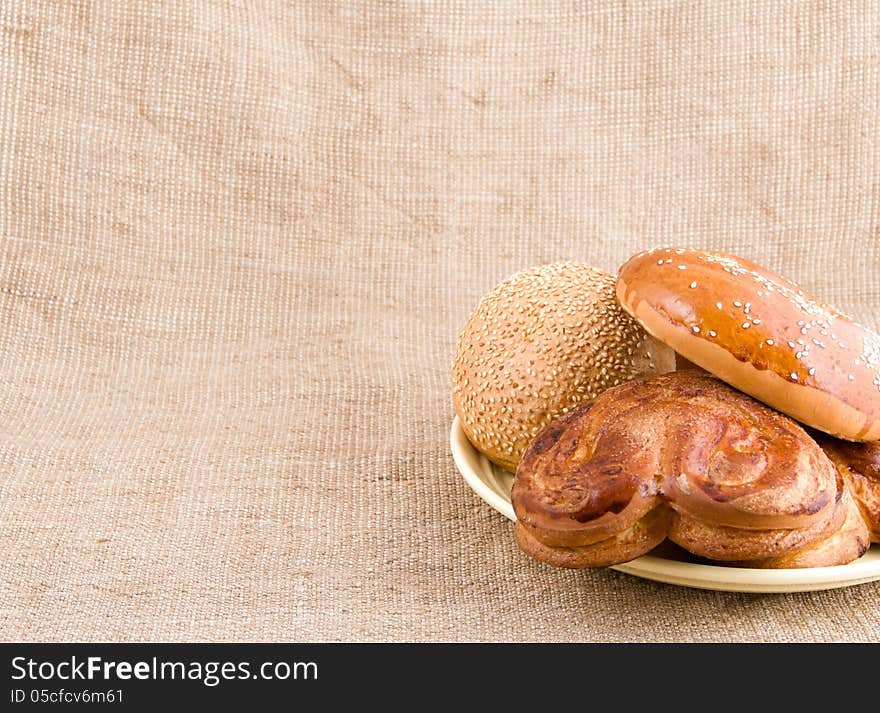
[1,1,879,642]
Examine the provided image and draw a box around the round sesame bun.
[452,262,675,472]
[616,247,880,442]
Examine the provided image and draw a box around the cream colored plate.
[450,416,880,593]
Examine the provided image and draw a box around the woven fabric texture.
[1,1,879,642]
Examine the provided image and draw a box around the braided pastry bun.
[816,435,880,542]
[512,370,864,569]
[735,483,869,569]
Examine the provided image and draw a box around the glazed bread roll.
[452,262,675,472]
[616,247,880,441]
[512,371,850,569]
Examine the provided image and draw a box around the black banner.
[0,643,868,708]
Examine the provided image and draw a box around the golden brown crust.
[452,262,675,472]
[512,400,662,546]
[816,435,880,542]
[514,506,671,569]
[616,247,880,442]
[739,487,870,569]
[511,371,845,568]
[667,476,846,561]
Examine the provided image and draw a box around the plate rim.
[450,415,880,593]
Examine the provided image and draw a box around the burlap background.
[1,1,879,642]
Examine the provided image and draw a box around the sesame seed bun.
[616,248,880,442]
[452,262,675,471]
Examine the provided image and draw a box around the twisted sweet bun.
[452,262,675,471]
[738,485,869,569]
[816,435,880,542]
[514,507,670,569]
[511,402,661,547]
[616,247,880,441]
[512,371,848,569]
[668,496,845,562]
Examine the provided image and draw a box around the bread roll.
[514,507,671,569]
[616,247,880,441]
[512,371,848,569]
[816,435,880,542]
[452,262,674,471]
[738,486,869,568]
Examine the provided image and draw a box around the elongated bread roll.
[616,247,880,441]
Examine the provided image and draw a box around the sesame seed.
[692,325,701,333]
[791,373,799,381]
[788,341,796,348]
[734,301,743,307]
[809,368,816,376]
[766,339,775,345]
[848,374,855,381]
[677,265,686,270]
[452,260,679,467]
[752,318,761,324]
[839,342,846,348]
[716,302,723,310]
[801,328,808,335]
[742,322,751,329]
[708,330,717,337]
[690,281,698,289]
[657,259,664,265]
